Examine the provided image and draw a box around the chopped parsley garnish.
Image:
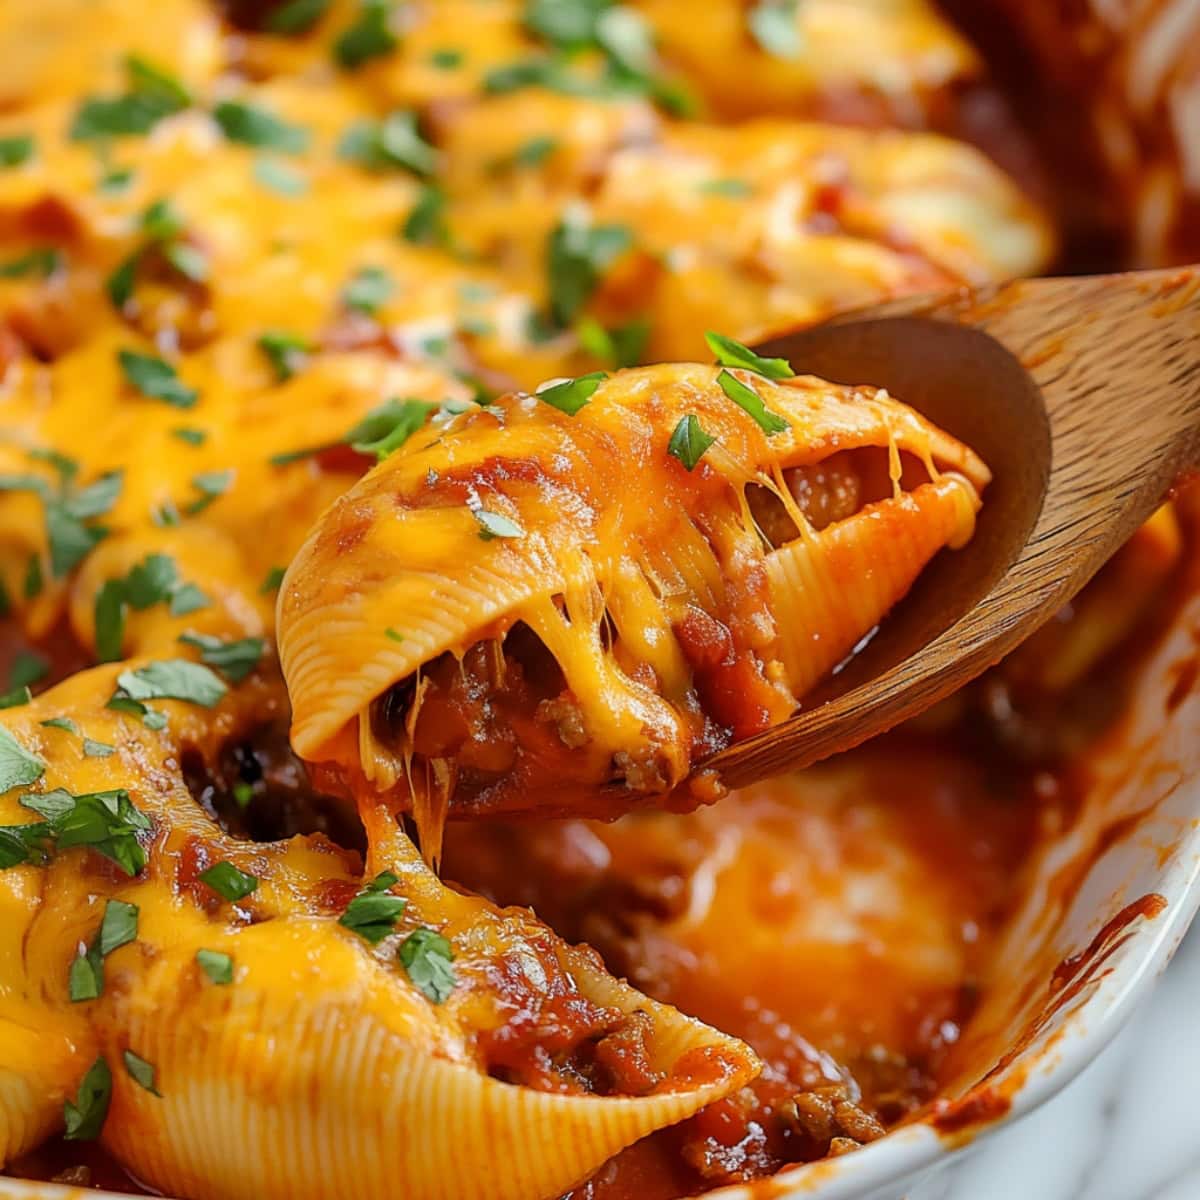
[545,215,631,328]
[9,650,47,690]
[232,781,253,809]
[113,660,227,709]
[385,627,403,643]
[118,349,197,409]
[704,331,795,380]
[339,871,406,943]
[257,330,311,381]
[0,688,31,710]
[0,459,121,579]
[260,566,286,593]
[83,738,115,758]
[69,899,137,1002]
[63,1056,112,1141]
[107,198,207,310]
[94,554,211,662]
[400,185,447,246]
[98,166,135,195]
[170,427,207,446]
[748,0,801,59]
[267,0,330,34]
[339,111,436,176]
[716,370,789,436]
[41,717,78,733]
[214,101,310,155]
[0,247,60,279]
[122,1049,162,1097]
[0,726,45,794]
[19,788,150,876]
[576,316,649,368]
[178,632,265,683]
[342,266,394,315]
[334,0,398,68]
[23,553,43,599]
[185,469,235,515]
[199,860,259,902]
[253,156,309,196]
[430,48,463,69]
[271,398,434,465]
[536,371,606,415]
[70,55,191,141]
[399,927,455,1003]
[699,178,752,197]
[473,508,524,541]
[196,948,234,984]
[0,135,33,168]
[667,414,717,470]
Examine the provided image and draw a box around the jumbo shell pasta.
[0,668,757,1200]
[279,361,989,835]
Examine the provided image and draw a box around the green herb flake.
[385,627,403,643]
[341,110,437,176]
[37,789,151,877]
[334,0,398,68]
[168,583,209,616]
[339,874,407,943]
[232,781,253,809]
[0,135,34,168]
[267,0,330,34]
[83,738,115,758]
[704,331,794,380]
[70,55,190,142]
[170,427,207,446]
[715,369,789,436]
[698,177,752,197]
[196,947,234,984]
[185,469,235,516]
[342,266,394,315]
[399,927,455,1003]
[536,370,606,416]
[99,166,135,195]
[178,632,265,683]
[473,508,524,541]
[546,217,632,329]
[260,566,286,594]
[23,553,43,600]
[257,330,311,381]
[253,156,309,196]
[575,316,649,368]
[69,944,103,1002]
[399,185,447,246]
[41,717,77,734]
[430,48,463,69]
[748,0,801,60]
[198,860,259,902]
[114,660,227,709]
[63,1057,112,1141]
[122,1049,162,1097]
[0,247,61,279]
[214,101,310,155]
[117,349,197,409]
[667,414,717,471]
[9,650,47,690]
[0,727,45,794]
[0,687,31,710]
[98,898,139,955]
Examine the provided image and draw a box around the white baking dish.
[3,553,1197,1200]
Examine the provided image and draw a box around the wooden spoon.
[702,266,1200,791]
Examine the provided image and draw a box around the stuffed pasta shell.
[0,664,757,1200]
[279,345,989,839]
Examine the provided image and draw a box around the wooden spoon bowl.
[703,267,1200,791]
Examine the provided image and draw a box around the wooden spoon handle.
[705,267,1200,790]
